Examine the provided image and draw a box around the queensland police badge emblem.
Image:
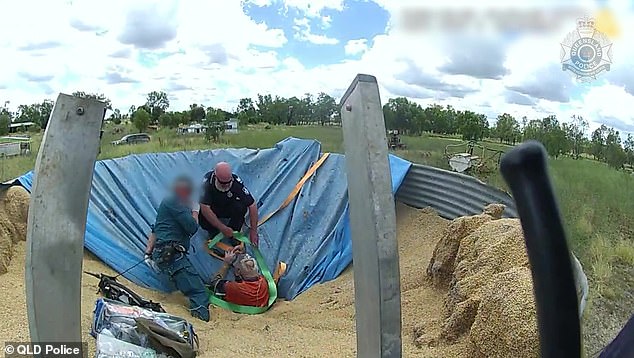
[560,17,613,82]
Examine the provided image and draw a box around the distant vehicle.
[111,133,151,146]
[387,130,407,150]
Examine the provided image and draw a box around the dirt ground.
[0,185,593,358]
[0,188,483,357]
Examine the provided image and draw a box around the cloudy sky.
[0,0,633,136]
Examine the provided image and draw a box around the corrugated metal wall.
[395,163,588,316]
[396,163,518,218]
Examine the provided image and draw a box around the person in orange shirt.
[208,247,269,307]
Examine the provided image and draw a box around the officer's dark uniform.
[199,170,255,244]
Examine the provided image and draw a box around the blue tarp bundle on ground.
[13,137,412,299]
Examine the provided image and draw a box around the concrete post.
[25,93,105,342]
[340,74,402,357]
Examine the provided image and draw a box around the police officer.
[144,176,210,322]
[199,162,259,249]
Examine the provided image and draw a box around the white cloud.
[0,0,289,112]
[246,0,274,6]
[359,0,634,134]
[292,18,339,45]
[321,15,333,28]
[0,0,632,138]
[283,0,344,17]
[344,39,368,56]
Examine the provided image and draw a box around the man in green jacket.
[144,176,210,322]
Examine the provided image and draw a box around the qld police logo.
[561,17,613,82]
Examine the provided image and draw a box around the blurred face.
[174,181,192,199]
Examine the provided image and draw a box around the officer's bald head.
[215,162,232,183]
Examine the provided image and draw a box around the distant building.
[177,123,207,134]
[176,119,239,135]
[9,121,35,133]
[0,136,31,157]
[225,118,238,134]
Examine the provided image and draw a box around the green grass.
[0,133,42,181]
[546,157,633,324]
[0,124,346,182]
[1,123,632,348]
[549,158,633,255]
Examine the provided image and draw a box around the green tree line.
[382,97,634,170]
[1,92,632,170]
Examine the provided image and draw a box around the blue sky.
[244,0,388,68]
[0,0,633,137]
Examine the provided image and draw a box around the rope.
[257,152,330,226]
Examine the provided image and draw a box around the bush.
[205,124,224,142]
[132,109,150,132]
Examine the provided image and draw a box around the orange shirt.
[224,276,269,307]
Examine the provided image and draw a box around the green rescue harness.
[207,232,278,314]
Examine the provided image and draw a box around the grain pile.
[0,186,30,275]
[0,187,538,357]
[426,204,505,288]
[425,204,539,357]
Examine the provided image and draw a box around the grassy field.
[1,123,632,351]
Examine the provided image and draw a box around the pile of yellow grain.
[0,186,542,357]
[426,204,539,357]
[0,186,30,274]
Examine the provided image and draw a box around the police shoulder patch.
[234,175,243,184]
[242,187,250,195]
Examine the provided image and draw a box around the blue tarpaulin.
[13,137,412,299]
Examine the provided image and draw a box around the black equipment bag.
[84,271,165,313]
